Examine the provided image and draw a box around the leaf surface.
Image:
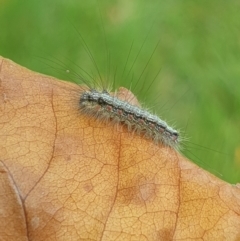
[0,56,240,241]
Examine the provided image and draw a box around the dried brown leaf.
[0,56,240,241]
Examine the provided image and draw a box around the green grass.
[1,0,240,183]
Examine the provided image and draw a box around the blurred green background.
[1,0,240,183]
